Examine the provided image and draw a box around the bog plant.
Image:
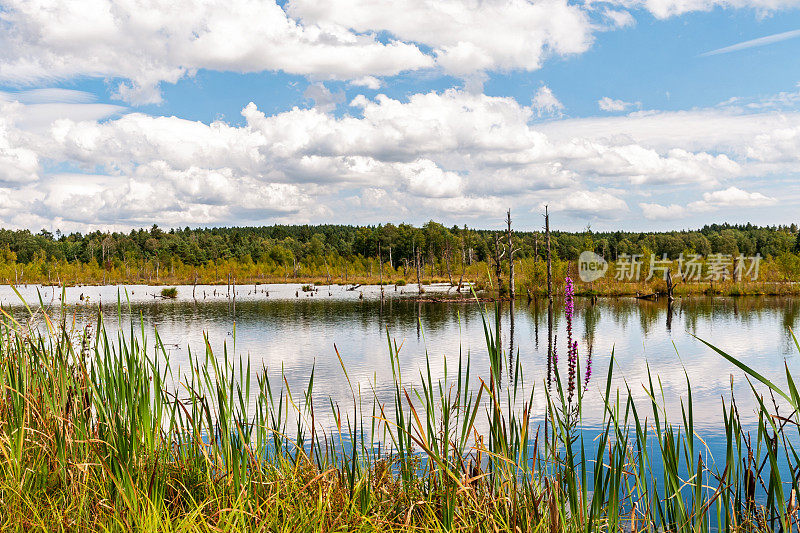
[160,286,178,298]
[0,286,799,531]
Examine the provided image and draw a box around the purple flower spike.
[568,340,578,398]
[565,277,577,400]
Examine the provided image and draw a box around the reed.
[0,287,798,531]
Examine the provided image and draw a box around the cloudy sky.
[1,0,799,233]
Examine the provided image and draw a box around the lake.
[2,283,799,449]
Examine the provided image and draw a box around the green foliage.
[0,221,798,292]
[160,287,178,298]
[0,222,797,270]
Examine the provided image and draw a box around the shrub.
[161,287,178,299]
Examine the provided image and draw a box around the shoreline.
[2,279,800,304]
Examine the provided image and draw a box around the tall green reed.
[1,287,799,531]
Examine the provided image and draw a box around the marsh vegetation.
[1,286,799,531]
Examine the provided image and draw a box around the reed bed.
[0,287,799,532]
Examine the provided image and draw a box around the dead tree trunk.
[666,268,675,302]
[506,208,518,300]
[546,206,553,388]
[378,243,384,300]
[415,247,424,294]
[457,236,466,292]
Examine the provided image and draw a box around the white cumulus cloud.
[0,86,798,229]
[0,0,433,104]
[532,85,564,118]
[598,96,635,112]
[287,0,595,75]
[546,190,629,218]
[689,186,776,210]
[0,0,796,107]
[349,76,383,90]
[620,0,800,19]
[641,187,777,220]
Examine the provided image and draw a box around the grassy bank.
[1,290,800,531]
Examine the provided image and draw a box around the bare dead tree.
[457,235,466,293]
[506,208,521,300]
[378,243,384,300]
[666,268,675,302]
[415,246,424,294]
[545,206,553,387]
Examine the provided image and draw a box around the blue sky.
[0,0,799,233]
[61,9,800,122]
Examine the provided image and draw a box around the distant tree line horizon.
[1,221,799,270]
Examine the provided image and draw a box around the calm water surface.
[2,283,799,443]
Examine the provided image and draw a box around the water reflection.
[1,284,799,438]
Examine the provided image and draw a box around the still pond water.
[2,283,799,447]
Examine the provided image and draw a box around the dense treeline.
[2,221,799,266]
[0,221,799,290]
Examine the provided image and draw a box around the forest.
[0,220,799,293]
